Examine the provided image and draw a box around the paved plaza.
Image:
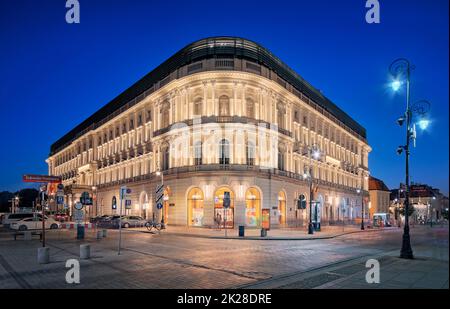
[0,224,447,289]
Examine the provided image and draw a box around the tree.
[16,188,39,208]
[0,191,14,212]
[398,204,415,217]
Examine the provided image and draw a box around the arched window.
[278,191,286,225]
[246,141,255,166]
[245,188,261,227]
[161,144,170,171]
[112,196,117,210]
[219,139,230,165]
[194,98,203,116]
[219,95,230,116]
[277,109,285,129]
[246,98,255,118]
[161,102,170,128]
[194,141,202,166]
[278,149,285,171]
[187,187,204,227]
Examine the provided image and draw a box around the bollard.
[76,224,85,240]
[96,230,103,239]
[80,244,90,259]
[238,225,245,237]
[37,247,50,264]
[260,228,267,237]
[24,231,32,241]
[102,229,107,238]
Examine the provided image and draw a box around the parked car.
[10,217,60,231]
[110,216,148,228]
[2,213,47,228]
[90,215,111,224]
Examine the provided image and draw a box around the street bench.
[13,231,42,241]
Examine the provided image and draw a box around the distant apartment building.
[368,176,390,218]
[390,183,448,222]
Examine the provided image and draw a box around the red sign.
[262,209,270,230]
[23,174,61,183]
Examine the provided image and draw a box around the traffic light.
[297,194,307,209]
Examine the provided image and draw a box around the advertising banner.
[214,208,234,229]
[191,208,204,227]
[262,209,270,230]
[245,208,257,227]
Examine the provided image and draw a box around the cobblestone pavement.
[0,225,447,289]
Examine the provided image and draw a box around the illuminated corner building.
[46,37,371,228]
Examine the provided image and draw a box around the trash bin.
[260,228,267,237]
[238,225,245,237]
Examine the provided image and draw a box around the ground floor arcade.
[63,173,367,229]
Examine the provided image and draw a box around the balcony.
[153,116,293,138]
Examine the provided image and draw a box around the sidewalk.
[133,224,399,240]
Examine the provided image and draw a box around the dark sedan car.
[109,216,149,228]
[90,215,111,224]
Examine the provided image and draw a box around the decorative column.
[202,81,208,116]
[232,82,237,116]
[211,80,216,116]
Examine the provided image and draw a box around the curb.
[145,227,399,240]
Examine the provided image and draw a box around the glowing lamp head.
[417,119,430,130]
[313,150,321,160]
[391,80,402,92]
[156,171,161,176]
[356,189,361,194]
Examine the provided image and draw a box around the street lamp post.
[389,59,431,259]
[390,58,414,259]
[303,144,320,235]
[92,186,97,217]
[357,188,364,230]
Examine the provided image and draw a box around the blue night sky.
[0,0,448,194]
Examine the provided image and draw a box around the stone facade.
[46,38,371,228]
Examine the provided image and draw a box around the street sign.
[155,184,165,205]
[120,186,131,200]
[63,203,68,209]
[81,191,89,204]
[125,199,132,209]
[74,209,84,223]
[74,202,83,210]
[297,194,307,209]
[23,174,62,183]
[57,183,64,190]
[156,184,164,194]
[156,202,163,210]
[56,196,64,205]
[223,191,231,208]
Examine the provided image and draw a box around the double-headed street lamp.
[303,143,321,235]
[389,58,431,259]
[357,175,369,230]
